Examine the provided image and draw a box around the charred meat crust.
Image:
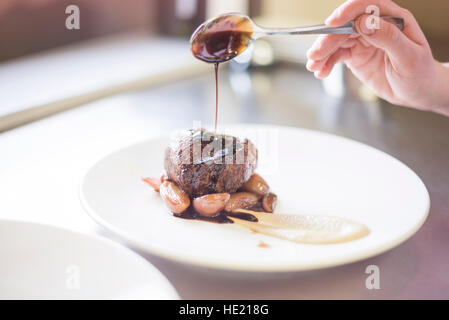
[164,129,257,197]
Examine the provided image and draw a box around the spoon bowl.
[190,13,254,63]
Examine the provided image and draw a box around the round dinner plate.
[80,124,430,272]
[0,219,179,299]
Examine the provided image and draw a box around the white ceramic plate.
[80,124,429,272]
[0,219,179,299]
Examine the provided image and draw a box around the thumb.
[356,14,419,67]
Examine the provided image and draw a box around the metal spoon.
[190,12,404,63]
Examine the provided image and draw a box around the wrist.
[430,61,449,116]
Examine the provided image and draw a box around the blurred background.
[1,0,448,62]
[1,0,449,130]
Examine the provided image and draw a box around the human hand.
[306,0,449,114]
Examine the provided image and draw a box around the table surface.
[1,65,448,299]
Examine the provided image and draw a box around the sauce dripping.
[190,14,253,134]
[214,63,219,134]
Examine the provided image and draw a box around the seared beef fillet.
[164,129,257,197]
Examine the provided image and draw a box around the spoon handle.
[259,16,404,36]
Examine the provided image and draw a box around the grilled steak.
[164,129,257,197]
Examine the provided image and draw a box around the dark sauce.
[190,14,253,134]
[173,206,258,224]
[190,14,253,64]
[182,15,258,224]
[214,63,219,133]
